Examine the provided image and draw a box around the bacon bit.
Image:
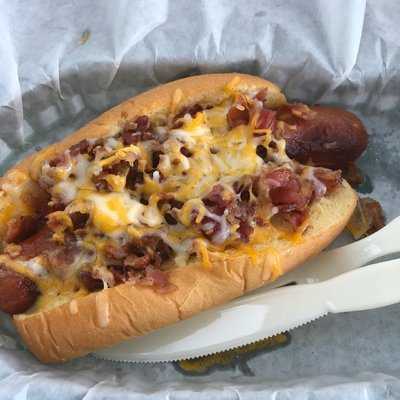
[227,104,250,129]
[141,235,174,267]
[122,115,153,145]
[255,109,276,130]
[80,270,104,292]
[104,243,128,260]
[227,200,256,242]
[347,197,385,240]
[169,199,184,209]
[135,115,151,132]
[151,151,162,169]
[94,179,111,192]
[237,221,254,242]
[276,103,315,124]
[159,197,184,216]
[343,162,364,188]
[256,145,268,162]
[175,104,204,120]
[125,163,144,190]
[5,215,43,244]
[49,153,68,168]
[69,139,91,156]
[255,216,267,226]
[20,187,51,217]
[124,254,151,269]
[17,227,57,260]
[258,168,313,213]
[200,216,220,239]
[203,185,234,216]
[313,168,342,193]
[87,138,106,160]
[92,160,130,192]
[104,160,131,176]
[122,130,142,145]
[180,147,192,157]
[164,213,178,225]
[108,266,131,285]
[69,212,89,230]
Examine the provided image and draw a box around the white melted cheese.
[84,191,163,233]
[24,258,48,277]
[53,181,77,204]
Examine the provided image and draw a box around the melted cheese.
[79,190,163,233]
[212,125,262,177]
[178,198,207,226]
[99,145,140,167]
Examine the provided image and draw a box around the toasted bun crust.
[4,74,357,363]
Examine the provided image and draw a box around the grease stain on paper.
[79,30,91,45]
[174,333,291,375]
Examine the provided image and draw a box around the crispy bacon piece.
[69,139,91,156]
[258,169,310,211]
[201,184,257,242]
[5,215,43,244]
[0,264,40,314]
[122,115,153,145]
[124,254,151,269]
[135,115,151,132]
[48,153,69,168]
[175,104,204,120]
[126,161,144,190]
[16,227,56,260]
[313,168,342,193]
[92,160,131,192]
[104,243,128,261]
[69,212,89,230]
[255,109,276,130]
[227,200,256,242]
[80,270,104,292]
[140,235,174,268]
[202,185,233,216]
[227,104,250,129]
[200,216,220,240]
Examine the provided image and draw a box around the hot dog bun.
[0,74,357,363]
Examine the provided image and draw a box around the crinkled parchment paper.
[1,0,400,398]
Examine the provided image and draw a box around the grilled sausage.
[277,104,368,169]
[0,264,39,315]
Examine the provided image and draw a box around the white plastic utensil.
[95,233,400,362]
[268,216,400,289]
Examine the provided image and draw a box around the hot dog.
[0,74,360,362]
[0,265,39,314]
[277,104,367,169]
